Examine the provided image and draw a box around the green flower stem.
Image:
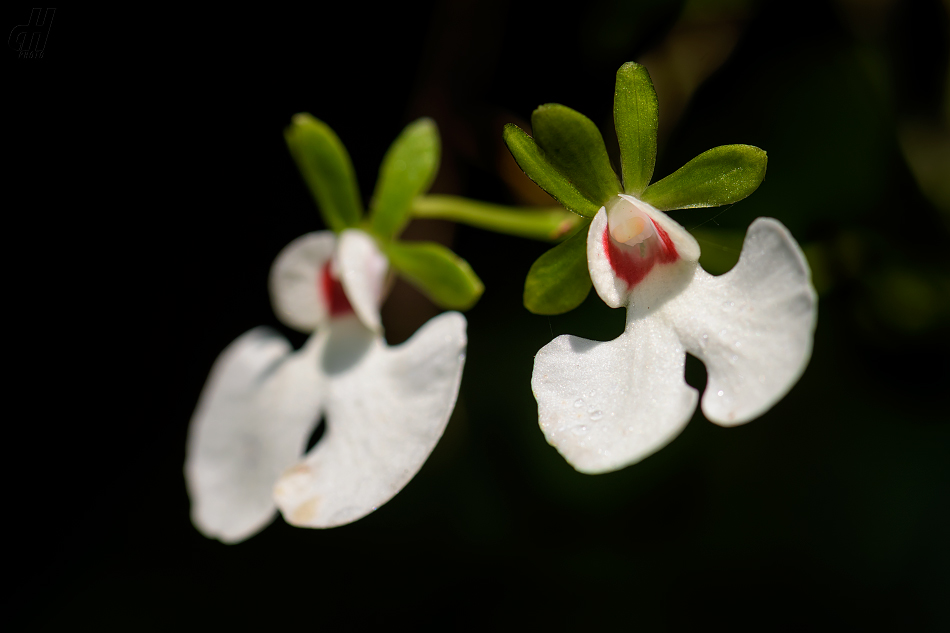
[410,194,581,242]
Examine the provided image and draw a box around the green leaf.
[531,104,622,207]
[410,194,581,242]
[640,145,768,211]
[370,118,440,240]
[523,220,593,315]
[284,113,362,232]
[614,62,658,196]
[503,124,602,218]
[386,241,483,311]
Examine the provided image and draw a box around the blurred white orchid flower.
[533,194,817,473]
[186,229,466,542]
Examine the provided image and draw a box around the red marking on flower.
[321,263,354,317]
[603,219,679,289]
[652,221,678,264]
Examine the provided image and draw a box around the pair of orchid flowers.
[186,62,817,543]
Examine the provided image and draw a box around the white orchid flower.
[184,113,485,542]
[533,196,816,473]
[186,229,467,543]
[504,62,817,473]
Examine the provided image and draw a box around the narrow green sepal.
[523,220,593,315]
[385,240,483,311]
[503,124,602,218]
[370,118,441,240]
[530,104,622,207]
[640,145,768,211]
[285,114,363,232]
[614,62,659,196]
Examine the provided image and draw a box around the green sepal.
[503,124,602,218]
[531,104,622,207]
[370,118,441,240]
[523,220,593,315]
[640,145,768,211]
[385,240,483,311]
[284,113,363,232]
[614,62,658,196]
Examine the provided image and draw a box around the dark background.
[7,1,949,629]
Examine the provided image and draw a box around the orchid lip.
[538,217,818,474]
[187,228,469,540]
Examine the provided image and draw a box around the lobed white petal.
[269,232,336,333]
[666,218,817,426]
[273,312,467,527]
[532,316,699,474]
[185,328,326,543]
[336,229,388,333]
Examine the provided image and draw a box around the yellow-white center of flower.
[607,195,656,246]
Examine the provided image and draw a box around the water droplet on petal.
[572,425,589,436]
[590,410,603,421]
[574,399,584,408]
[717,390,724,396]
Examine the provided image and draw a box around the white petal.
[273,312,467,527]
[667,218,817,426]
[587,207,626,308]
[269,232,336,333]
[336,229,388,333]
[532,315,699,474]
[185,328,326,543]
[588,201,700,310]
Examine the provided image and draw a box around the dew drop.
[572,425,589,436]
[574,399,584,408]
[717,390,724,396]
[590,410,603,421]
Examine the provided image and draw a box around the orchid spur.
[504,62,817,473]
[185,116,479,542]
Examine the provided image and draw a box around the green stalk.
[410,194,581,242]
